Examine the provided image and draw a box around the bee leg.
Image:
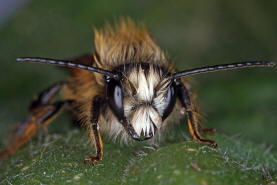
[29,82,67,110]
[0,82,70,159]
[84,95,104,166]
[175,81,217,147]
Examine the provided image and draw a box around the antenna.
[171,61,275,79]
[17,57,119,79]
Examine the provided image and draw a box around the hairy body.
[0,19,273,164]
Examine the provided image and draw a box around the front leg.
[175,80,217,147]
[84,95,104,165]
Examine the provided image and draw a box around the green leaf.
[1,131,276,184]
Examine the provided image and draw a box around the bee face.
[106,63,177,140]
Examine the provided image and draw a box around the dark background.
[0,0,276,150]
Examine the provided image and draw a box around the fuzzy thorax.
[93,19,169,70]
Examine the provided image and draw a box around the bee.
[0,19,274,165]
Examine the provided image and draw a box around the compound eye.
[162,84,176,120]
[107,79,124,119]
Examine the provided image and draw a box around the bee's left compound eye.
[107,79,124,120]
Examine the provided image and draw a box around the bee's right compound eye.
[107,79,124,120]
[162,84,176,120]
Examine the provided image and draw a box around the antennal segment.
[17,57,119,79]
[171,61,275,79]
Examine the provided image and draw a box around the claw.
[210,141,218,148]
[84,156,101,166]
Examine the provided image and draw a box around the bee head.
[106,63,176,141]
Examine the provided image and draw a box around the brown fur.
[62,20,188,143]
[94,18,170,70]
[63,19,183,130]
[1,19,209,162]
